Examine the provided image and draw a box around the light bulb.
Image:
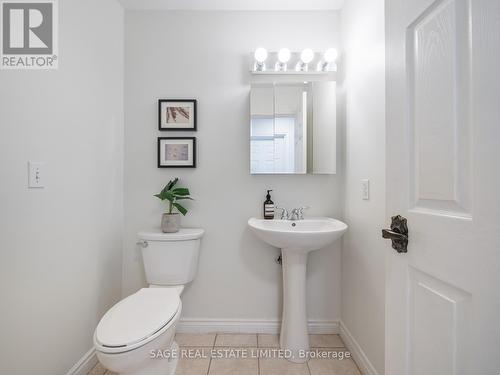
[300,48,314,64]
[278,48,291,63]
[254,47,268,63]
[324,48,338,63]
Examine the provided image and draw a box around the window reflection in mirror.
[250,83,308,174]
[250,81,337,175]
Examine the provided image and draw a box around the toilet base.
[118,341,179,375]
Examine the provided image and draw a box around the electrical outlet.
[362,179,370,200]
[28,162,45,188]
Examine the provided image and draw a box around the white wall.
[0,1,124,374]
[340,0,386,373]
[124,11,343,323]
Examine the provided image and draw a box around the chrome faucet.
[276,206,309,220]
[276,206,289,220]
[289,208,301,221]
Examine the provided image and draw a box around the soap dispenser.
[263,190,275,220]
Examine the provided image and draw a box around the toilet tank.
[137,228,204,286]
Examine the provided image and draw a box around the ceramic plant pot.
[161,213,180,233]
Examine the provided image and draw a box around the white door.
[385,0,500,374]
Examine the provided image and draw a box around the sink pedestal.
[280,249,309,363]
[247,217,348,364]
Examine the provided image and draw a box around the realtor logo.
[1,0,58,69]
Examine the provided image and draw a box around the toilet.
[93,228,204,375]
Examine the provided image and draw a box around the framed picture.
[158,137,196,168]
[158,99,197,131]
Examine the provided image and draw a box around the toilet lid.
[95,288,180,348]
[138,228,204,241]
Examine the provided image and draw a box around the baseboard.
[177,318,339,335]
[65,347,97,375]
[339,320,380,375]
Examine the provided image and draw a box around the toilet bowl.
[94,228,204,375]
[94,288,181,375]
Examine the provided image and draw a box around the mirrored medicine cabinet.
[250,81,337,175]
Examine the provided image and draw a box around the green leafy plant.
[154,178,193,215]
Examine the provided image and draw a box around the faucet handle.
[276,206,289,220]
[298,206,310,219]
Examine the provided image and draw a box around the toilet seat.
[94,288,181,354]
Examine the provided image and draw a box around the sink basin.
[248,217,347,252]
[248,217,348,363]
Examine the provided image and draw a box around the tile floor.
[87,363,116,375]
[88,333,361,375]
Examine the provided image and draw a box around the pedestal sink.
[248,217,348,363]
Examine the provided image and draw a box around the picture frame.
[158,99,197,131]
[157,137,196,168]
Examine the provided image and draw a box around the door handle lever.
[382,229,407,241]
[382,215,409,253]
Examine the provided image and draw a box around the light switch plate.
[28,162,45,188]
[361,179,370,200]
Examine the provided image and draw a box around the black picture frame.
[158,99,197,131]
[157,137,196,168]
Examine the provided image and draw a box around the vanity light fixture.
[317,48,338,72]
[296,48,315,72]
[250,48,338,75]
[254,47,268,71]
[275,48,291,71]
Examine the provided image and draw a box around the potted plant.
[154,178,193,233]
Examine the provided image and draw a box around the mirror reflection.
[250,81,336,175]
[250,83,307,174]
